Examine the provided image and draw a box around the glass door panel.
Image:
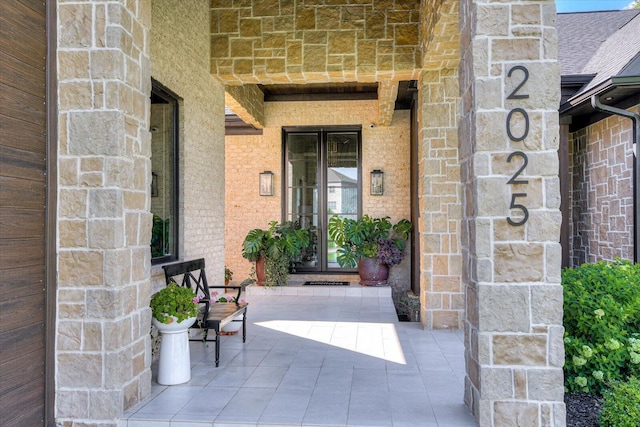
[285,129,360,272]
[286,134,319,269]
[326,132,359,269]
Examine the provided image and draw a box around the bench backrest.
[162,258,211,305]
[162,258,244,309]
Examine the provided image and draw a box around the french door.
[283,127,361,272]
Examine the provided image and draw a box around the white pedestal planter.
[152,316,196,385]
[221,313,244,333]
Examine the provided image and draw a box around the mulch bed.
[565,393,603,427]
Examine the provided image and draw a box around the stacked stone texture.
[569,107,638,266]
[226,84,266,128]
[56,1,152,425]
[418,0,463,330]
[211,0,422,127]
[459,0,565,425]
[56,0,227,425]
[150,0,227,293]
[210,0,420,84]
[52,0,567,425]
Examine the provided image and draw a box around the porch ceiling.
[225,81,416,135]
[258,82,378,102]
[212,0,430,128]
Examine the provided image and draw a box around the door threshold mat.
[303,281,350,286]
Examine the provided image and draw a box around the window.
[284,127,361,272]
[150,81,179,264]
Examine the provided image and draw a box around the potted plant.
[241,220,310,286]
[224,266,233,286]
[149,282,200,385]
[327,214,411,286]
[150,282,200,325]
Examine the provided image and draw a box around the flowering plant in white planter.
[150,282,200,324]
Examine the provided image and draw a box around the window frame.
[150,79,180,265]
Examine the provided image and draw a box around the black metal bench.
[162,258,248,367]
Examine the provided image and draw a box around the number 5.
[507,193,529,226]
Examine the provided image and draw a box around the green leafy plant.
[150,282,199,324]
[327,215,411,268]
[599,377,640,427]
[241,220,310,286]
[225,266,233,282]
[563,259,640,394]
[151,214,170,257]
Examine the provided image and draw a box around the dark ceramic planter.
[255,256,266,285]
[358,257,389,286]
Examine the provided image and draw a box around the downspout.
[591,95,640,263]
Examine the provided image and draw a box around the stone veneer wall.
[224,101,411,287]
[568,106,638,266]
[55,0,226,425]
[459,0,565,425]
[56,1,152,425]
[210,0,420,84]
[150,0,227,292]
[418,0,463,330]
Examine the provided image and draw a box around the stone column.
[418,0,464,331]
[56,1,152,425]
[419,67,464,330]
[459,0,565,425]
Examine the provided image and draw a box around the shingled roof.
[557,10,640,75]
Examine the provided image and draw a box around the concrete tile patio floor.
[120,286,476,427]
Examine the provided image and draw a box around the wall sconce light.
[370,169,384,195]
[259,171,274,196]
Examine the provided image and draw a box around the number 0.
[506,108,529,142]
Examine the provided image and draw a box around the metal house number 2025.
[506,65,530,226]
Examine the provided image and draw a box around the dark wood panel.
[0,347,45,394]
[0,145,46,181]
[0,50,46,98]
[1,376,45,427]
[0,175,45,209]
[0,323,45,365]
[0,2,45,69]
[0,207,45,239]
[0,238,45,270]
[17,0,47,17]
[1,0,48,425]
[0,113,46,154]
[0,264,45,301]
[4,405,45,427]
[0,292,45,333]
[0,82,46,126]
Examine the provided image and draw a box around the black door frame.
[282,126,362,273]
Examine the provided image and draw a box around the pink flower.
[193,296,199,304]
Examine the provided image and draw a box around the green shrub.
[563,259,640,394]
[599,377,640,427]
